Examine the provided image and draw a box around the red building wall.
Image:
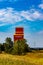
[14,27,24,41]
[16,28,23,34]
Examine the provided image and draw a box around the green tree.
[3,43,9,53]
[12,39,29,55]
[0,44,2,53]
[4,37,13,53]
[5,37,13,47]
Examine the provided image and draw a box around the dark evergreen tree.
[0,44,2,53]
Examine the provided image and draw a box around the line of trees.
[0,37,30,55]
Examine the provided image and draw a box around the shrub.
[12,39,29,55]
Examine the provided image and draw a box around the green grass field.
[0,52,43,65]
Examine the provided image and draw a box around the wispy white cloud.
[20,10,43,21]
[0,7,43,27]
[0,8,23,24]
[39,3,43,9]
[20,11,33,21]
[31,11,43,20]
[36,30,43,34]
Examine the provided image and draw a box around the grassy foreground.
[0,52,43,65]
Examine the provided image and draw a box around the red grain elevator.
[14,27,24,41]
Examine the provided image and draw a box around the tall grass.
[0,53,43,65]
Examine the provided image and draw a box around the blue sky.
[0,0,43,48]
